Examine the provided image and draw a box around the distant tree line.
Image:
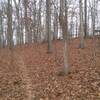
[0,0,99,48]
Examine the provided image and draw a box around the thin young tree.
[0,10,3,48]
[84,0,87,37]
[91,0,96,36]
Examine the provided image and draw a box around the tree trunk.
[59,0,69,75]
[91,0,95,36]
[53,6,58,40]
[7,0,13,48]
[37,0,42,42]
[20,8,24,44]
[24,0,29,43]
[79,0,84,48]
[84,0,87,37]
[46,0,52,53]
[32,0,37,42]
[0,14,3,48]
[13,0,21,45]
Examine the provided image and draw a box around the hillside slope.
[0,38,100,100]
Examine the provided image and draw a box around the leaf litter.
[0,38,100,100]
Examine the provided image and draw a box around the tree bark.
[13,0,21,45]
[0,14,3,48]
[84,0,87,37]
[24,0,29,43]
[59,0,69,75]
[79,0,84,48]
[53,5,58,40]
[46,0,52,53]
[7,0,13,48]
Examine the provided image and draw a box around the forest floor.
[0,37,100,100]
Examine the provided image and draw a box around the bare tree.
[70,10,74,38]
[84,0,87,37]
[79,0,84,48]
[59,0,69,75]
[24,0,29,43]
[46,0,52,53]
[32,0,37,42]
[7,0,13,48]
[20,7,24,44]
[91,0,96,36]
[37,0,42,41]
[13,0,21,45]
[0,10,3,48]
[53,0,58,40]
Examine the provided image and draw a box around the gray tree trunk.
[37,0,42,42]
[0,14,3,48]
[24,0,29,43]
[79,0,84,48]
[91,0,96,36]
[20,8,24,44]
[46,0,52,53]
[13,0,21,45]
[53,5,58,40]
[7,0,13,48]
[84,0,87,37]
[59,0,69,75]
[33,0,37,42]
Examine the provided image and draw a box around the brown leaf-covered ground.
[0,38,100,100]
